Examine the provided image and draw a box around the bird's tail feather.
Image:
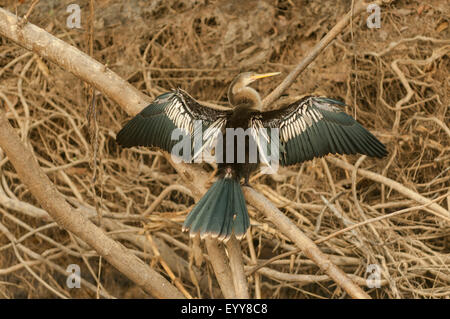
[182,178,249,241]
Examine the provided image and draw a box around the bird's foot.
[242,177,251,187]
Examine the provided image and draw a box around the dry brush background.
[0,0,449,298]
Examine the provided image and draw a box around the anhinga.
[116,72,387,241]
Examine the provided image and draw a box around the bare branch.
[0,106,183,298]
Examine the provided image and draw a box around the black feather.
[258,96,388,166]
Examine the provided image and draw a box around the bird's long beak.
[250,72,281,81]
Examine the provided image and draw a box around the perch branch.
[226,236,249,298]
[205,239,236,298]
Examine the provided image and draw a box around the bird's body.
[220,102,259,182]
[116,72,387,241]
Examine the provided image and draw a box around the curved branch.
[326,157,450,221]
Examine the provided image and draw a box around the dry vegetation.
[0,0,449,298]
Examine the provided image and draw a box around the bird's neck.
[229,87,262,111]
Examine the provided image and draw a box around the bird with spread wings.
[116,72,387,241]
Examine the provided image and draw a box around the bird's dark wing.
[252,96,387,166]
[116,89,230,161]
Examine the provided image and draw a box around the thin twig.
[326,157,450,221]
[261,0,382,109]
[17,0,40,27]
[147,234,193,299]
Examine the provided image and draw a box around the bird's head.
[233,71,281,89]
[228,71,281,109]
